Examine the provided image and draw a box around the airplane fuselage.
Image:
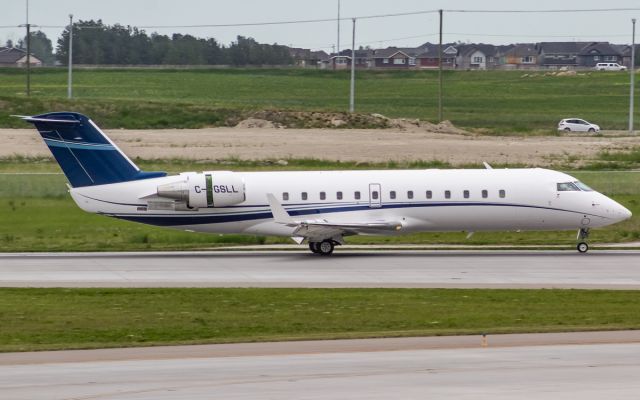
[69,168,630,237]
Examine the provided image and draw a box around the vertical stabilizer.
[20,112,166,187]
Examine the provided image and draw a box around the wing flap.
[266,193,402,241]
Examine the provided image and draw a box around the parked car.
[558,118,600,133]
[595,63,627,71]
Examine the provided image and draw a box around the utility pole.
[438,9,443,122]
[68,14,73,99]
[349,18,356,113]
[630,18,636,134]
[337,0,341,55]
[26,0,30,96]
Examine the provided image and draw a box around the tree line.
[7,20,294,66]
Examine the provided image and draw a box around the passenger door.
[369,183,382,208]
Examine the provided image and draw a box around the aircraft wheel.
[577,242,589,253]
[309,242,321,254]
[318,240,335,255]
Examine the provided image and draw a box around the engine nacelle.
[156,171,245,209]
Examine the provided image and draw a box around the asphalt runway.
[2,333,640,400]
[1,250,640,288]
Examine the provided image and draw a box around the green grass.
[1,68,638,132]
[1,288,639,352]
[0,168,638,251]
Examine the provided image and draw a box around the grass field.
[1,288,639,352]
[1,161,638,251]
[1,68,637,132]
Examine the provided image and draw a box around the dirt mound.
[246,110,390,129]
[235,118,282,129]
[435,120,469,134]
[388,118,468,134]
[232,111,468,134]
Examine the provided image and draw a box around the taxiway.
[1,250,639,289]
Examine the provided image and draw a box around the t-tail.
[17,112,166,187]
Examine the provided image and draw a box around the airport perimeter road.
[1,250,640,288]
[2,338,640,399]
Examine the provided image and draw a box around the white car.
[595,63,627,71]
[557,118,600,133]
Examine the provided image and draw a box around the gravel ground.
[2,127,639,165]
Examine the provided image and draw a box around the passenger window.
[282,192,289,201]
[355,191,361,200]
[426,190,432,199]
[390,191,396,199]
[301,192,308,200]
[337,191,343,200]
[445,190,451,199]
[320,191,326,200]
[407,190,414,199]
[482,189,488,198]
[499,189,506,198]
[372,191,379,200]
[463,190,470,199]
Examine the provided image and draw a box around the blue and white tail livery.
[20,112,165,187]
[20,112,631,254]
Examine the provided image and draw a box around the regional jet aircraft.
[19,112,632,255]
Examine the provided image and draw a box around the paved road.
[1,250,640,288]
[2,334,640,399]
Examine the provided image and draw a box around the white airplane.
[19,112,632,255]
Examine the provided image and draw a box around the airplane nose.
[619,205,632,221]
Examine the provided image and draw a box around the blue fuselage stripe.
[111,201,604,227]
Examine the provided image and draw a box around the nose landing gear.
[576,228,590,253]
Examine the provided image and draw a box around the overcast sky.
[1,0,639,52]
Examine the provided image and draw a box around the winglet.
[483,162,493,170]
[267,193,296,225]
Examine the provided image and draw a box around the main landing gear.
[309,240,336,255]
[576,228,590,253]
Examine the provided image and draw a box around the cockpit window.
[573,181,593,192]
[557,182,580,191]
[557,181,594,192]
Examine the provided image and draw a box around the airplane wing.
[266,193,402,242]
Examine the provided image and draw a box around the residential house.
[372,47,420,68]
[618,44,639,68]
[455,44,507,70]
[578,42,623,67]
[327,54,352,70]
[321,49,372,69]
[0,47,42,67]
[415,43,457,69]
[353,49,374,68]
[502,44,538,69]
[538,42,589,68]
[289,48,329,67]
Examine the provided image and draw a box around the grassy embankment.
[1,288,640,352]
[1,156,638,251]
[0,68,637,132]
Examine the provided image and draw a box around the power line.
[136,9,440,29]
[447,32,631,38]
[446,8,640,13]
[5,7,640,31]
